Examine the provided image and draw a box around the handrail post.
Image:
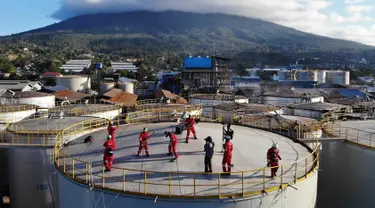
[263,168,266,190]
[123,169,126,192]
[242,172,244,196]
[218,174,221,197]
[280,166,283,185]
[72,158,75,178]
[144,172,147,195]
[357,129,360,143]
[305,158,307,177]
[102,166,105,188]
[194,176,196,199]
[168,174,171,198]
[85,163,89,183]
[63,157,66,172]
[294,161,298,183]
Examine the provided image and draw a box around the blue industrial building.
[159,72,181,94]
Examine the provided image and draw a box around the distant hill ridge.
[3,10,373,53]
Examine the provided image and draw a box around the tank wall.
[99,83,115,94]
[317,71,326,84]
[0,109,36,123]
[57,77,91,92]
[85,109,121,120]
[7,148,56,208]
[119,83,134,94]
[289,109,323,119]
[17,96,55,108]
[57,170,317,208]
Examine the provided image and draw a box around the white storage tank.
[7,148,56,208]
[317,71,326,84]
[344,71,350,85]
[56,76,91,93]
[13,92,55,108]
[307,71,318,81]
[326,71,349,85]
[298,71,308,81]
[119,82,134,94]
[99,82,115,94]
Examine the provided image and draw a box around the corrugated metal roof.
[55,90,90,101]
[287,102,350,111]
[102,89,138,107]
[13,91,52,98]
[155,88,188,104]
[44,85,69,92]
[337,89,366,98]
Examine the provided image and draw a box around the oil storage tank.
[326,71,350,85]
[119,82,134,94]
[317,71,326,84]
[99,83,115,94]
[7,148,56,208]
[56,76,91,93]
[299,71,317,81]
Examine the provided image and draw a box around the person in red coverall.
[103,135,116,171]
[222,136,234,175]
[107,121,118,141]
[165,131,179,160]
[267,143,282,178]
[185,115,197,143]
[138,127,150,157]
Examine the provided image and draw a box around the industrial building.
[111,61,138,73]
[60,60,91,73]
[277,70,350,85]
[181,56,231,90]
[285,102,352,120]
[261,89,325,106]
[231,76,261,87]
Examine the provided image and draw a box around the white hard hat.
[272,142,278,149]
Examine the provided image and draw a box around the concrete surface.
[60,122,315,197]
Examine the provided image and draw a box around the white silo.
[344,71,350,85]
[119,82,134,94]
[317,71,326,84]
[99,83,115,94]
[56,76,91,92]
[307,71,318,82]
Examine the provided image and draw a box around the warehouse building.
[285,102,352,120]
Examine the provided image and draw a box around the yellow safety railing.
[136,99,161,106]
[0,105,36,113]
[323,122,375,148]
[53,109,320,199]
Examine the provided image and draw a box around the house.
[0,80,43,92]
[154,88,188,104]
[101,88,138,107]
[111,62,138,73]
[41,72,63,79]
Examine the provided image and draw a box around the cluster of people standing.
[102,116,282,178]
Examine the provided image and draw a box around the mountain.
[1,11,374,54]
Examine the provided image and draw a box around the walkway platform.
[51,104,121,116]
[60,122,315,197]
[8,117,93,132]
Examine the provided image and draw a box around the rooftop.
[61,122,313,197]
[213,103,280,113]
[287,102,350,111]
[55,90,90,101]
[155,88,187,104]
[189,93,248,100]
[102,88,138,107]
[13,91,53,98]
[262,89,323,98]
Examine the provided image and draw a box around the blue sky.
[0,0,59,35]
[1,0,375,45]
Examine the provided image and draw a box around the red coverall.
[267,148,282,177]
[107,125,118,141]
[168,133,179,159]
[222,140,234,172]
[138,132,150,156]
[103,139,116,170]
[185,117,197,141]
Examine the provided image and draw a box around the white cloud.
[344,0,363,4]
[346,5,373,13]
[52,0,375,46]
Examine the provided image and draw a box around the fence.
[0,105,36,113]
[53,109,320,199]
